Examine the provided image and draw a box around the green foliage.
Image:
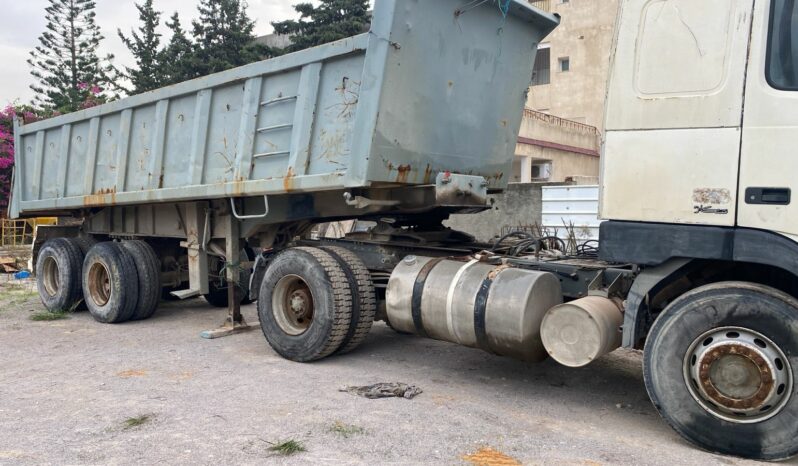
[28,0,115,112]
[123,414,151,429]
[29,310,71,321]
[329,421,365,438]
[267,439,306,456]
[189,0,269,79]
[118,0,164,94]
[271,0,370,54]
[122,0,268,87]
[160,13,195,86]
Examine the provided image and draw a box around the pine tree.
[190,0,268,78]
[28,0,115,112]
[271,0,370,54]
[118,0,163,94]
[160,13,196,86]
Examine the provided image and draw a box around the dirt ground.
[0,280,795,465]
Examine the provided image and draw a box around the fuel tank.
[386,256,562,362]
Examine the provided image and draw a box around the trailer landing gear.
[200,213,259,339]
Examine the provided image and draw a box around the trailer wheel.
[204,247,255,307]
[321,246,377,354]
[121,240,161,320]
[258,247,352,362]
[35,238,84,312]
[644,281,798,461]
[82,242,139,323]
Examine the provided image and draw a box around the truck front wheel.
[644,282,797,460]
[258,247,352,362]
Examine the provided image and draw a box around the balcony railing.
[523,108,599,136]
[529,0,552,12]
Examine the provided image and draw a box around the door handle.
[745,187,791,205]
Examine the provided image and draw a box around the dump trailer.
[8,0,798,461]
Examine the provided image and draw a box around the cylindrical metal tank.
[386,256,563,362]
[540,296,623,367]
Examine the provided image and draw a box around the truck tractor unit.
[9,0,798,460]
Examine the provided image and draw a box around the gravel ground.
[0,281,794,466]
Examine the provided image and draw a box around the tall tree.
[28,0,115,112]
[190,0,267,78]
[271,0,370,54]
[118,0,163,94]
[160,12,196,86]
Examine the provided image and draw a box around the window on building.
[531,47,551,86]
[559,57,570,72]
[532,163,552,180]
[767,0,798,90]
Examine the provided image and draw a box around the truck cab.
[603,0,798,239]
[596,0,798,459]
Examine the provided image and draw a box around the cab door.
[738,0,798,238]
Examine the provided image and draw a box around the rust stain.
[117,369,147,378]
[231,176,247,197]
[487,264,510,280]
[83,187,117,206]
[395,164,412,183]
[283,166,295,191]
[462,447,521,466]
[423,164,433,184]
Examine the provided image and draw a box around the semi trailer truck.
[8,0,798,460]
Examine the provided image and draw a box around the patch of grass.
[329,421,365,438]
[123,414,151,429]
[29,310,70,321]
[267,439,306,456]
[1,288,38,307]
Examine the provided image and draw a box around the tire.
[82,242,139,324]
[35,238,84,312]
[204,247,255,307]
[73,236,97,311]
[321,246,376,354]
[121,240,161,320]
[74,235,97,255]
[257,247,353,362]
[644,281,798,461]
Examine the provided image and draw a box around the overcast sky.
[0,0,312,105]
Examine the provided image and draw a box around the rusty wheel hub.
[87,262,112,307]
[272,274,314,336]
[684,327,793,423]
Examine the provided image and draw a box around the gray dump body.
[10,0,557,219]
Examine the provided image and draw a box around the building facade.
[512,0,620,183]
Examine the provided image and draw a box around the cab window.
[768,0,798,90]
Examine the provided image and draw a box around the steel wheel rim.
[42,256,60,297]
[272,274,314,336]
[87,262,112,307]
[684,326,793,423]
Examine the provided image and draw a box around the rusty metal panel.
[9,0,557,218]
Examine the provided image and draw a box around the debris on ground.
[339,382,422,399]
[0,256,19,273]
[462,447,521,466]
